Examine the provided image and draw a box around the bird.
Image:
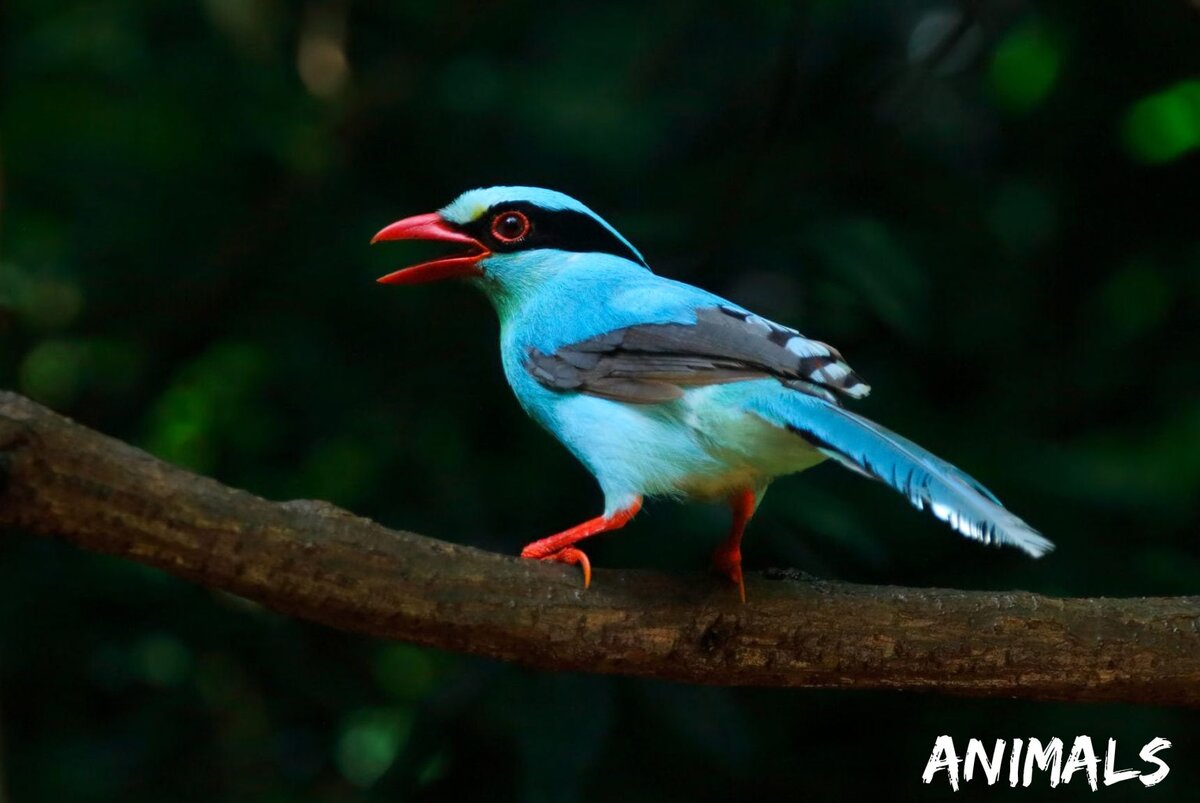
[371,186,1052,601]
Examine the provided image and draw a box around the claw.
[547,546,591,589]
[731,565,746,604]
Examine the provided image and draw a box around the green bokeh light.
[988,21,1063,114]
[336,707,414,788]
[300,436,379,507]
[19,339,83,406]
[133,634,193,687]
[142,341,273,472]
[1123,80,1200,163]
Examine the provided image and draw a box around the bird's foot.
[518,499,642,591]
[711,547,746,604]
[523,546,592,589]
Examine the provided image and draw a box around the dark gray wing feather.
[525,305,871,405]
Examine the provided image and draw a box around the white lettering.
[922,735,961,791]
[1023,738,1064,788]
[964,739,1005,785]
[1008,737,1024,787]
[1104,738,1141,786]
[1139,737,1171,787]
[1061,736,1099,791]
[923,735,1170,790]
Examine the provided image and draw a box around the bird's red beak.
[370,212,488,284]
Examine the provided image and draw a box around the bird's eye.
[491,210,531,243]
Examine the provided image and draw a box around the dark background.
[2,0,1199,800]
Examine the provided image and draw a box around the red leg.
[520,497,643,588]
[712,488,756,603]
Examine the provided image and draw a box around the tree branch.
[1,390,1198,707]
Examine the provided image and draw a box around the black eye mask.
[456,201,647,266]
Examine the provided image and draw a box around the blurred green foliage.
[1124,80,1200,163]
[1,0,1198,800]
[987,19,1062,114]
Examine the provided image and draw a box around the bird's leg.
[712,488,756,603]
[520,497,643,589]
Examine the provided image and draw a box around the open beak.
[370,212,489,285]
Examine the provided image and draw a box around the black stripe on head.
[456,201,647,266]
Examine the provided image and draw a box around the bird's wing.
[524,305,871,405]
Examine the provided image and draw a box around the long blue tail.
[749,392,1053,557]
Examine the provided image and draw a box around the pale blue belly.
[548,382,827,506]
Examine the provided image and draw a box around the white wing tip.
[1010,529,1055,558]
[928,500,1053,558]
[844,381,871,399]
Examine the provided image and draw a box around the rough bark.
[1,391,1197,707]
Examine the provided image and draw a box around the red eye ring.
[491,210,531,243]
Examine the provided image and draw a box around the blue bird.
[372,187,1052,600]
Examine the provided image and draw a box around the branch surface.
[1,391,1197,706]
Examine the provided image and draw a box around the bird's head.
[371,187,647,303]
